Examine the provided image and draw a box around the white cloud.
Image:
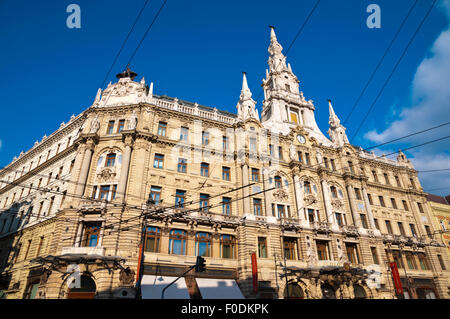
[364,1,450,195]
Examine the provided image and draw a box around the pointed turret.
[236,72,259,122]
[327,100,349,147]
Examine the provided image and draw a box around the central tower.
[261,27,331,145]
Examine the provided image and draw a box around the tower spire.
[327,100,349,147]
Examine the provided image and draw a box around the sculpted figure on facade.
[128,110,138,130]
[89,115,100,134]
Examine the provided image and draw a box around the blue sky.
[0,0,449,195]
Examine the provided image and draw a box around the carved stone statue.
[127,110,138,130]
[316,151,323,165]
[89,115,100,134]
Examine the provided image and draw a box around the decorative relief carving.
[303,194,318,206]
[273,189,289,202]
[331,199,344,210]
[97,167,117,182]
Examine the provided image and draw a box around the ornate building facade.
[0,28,449,299]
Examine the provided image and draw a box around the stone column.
[346,185,362,228]
[241,163,250,215]
[293,175,307,223]
[321,180,338,228]
[362,187,376,229]
[76,140,95,197]
[117,136,133,202]
[74,222,83,247]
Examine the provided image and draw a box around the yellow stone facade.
[1,29,449,299]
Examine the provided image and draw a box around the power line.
[100,0,151,89]
[384,135,450,157]
[350,0,438,143]
[126,0,168,67]
[419,169,450,173]
[343,0,419,125]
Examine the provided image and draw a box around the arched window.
[220,235,236,259]
[145,227,161,253]
[321,284,336,299]
[106,153,116,167]
[169,229,187,255]
[195,232,212,257]
[274,176,282,189]
[353,284,366,299]
[67,275,96,299]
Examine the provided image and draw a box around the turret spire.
[327,100,349,147]
[236,72,259,122]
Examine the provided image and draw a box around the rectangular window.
[177,158,187,173]
[372,170,378,182]
[298,151,303,163]
[249,137,257,153]
[384,173,390,185]
[200,194,209,212]
[82,222,101,247]
[222,197,231,215]
[47,196,55,216]
[222,136,229,150]
[406,253,417,270]
[385,220,393,234]
[202,131,209,146]
[106,153,116,167]
[107,120,115,134]
[379,196,385,207]
[397,222,406,236]
[222,167,230,181]
[251,168,260,182]
[330,159,336,171]
[374,218,380,230]
[180,127,189,141]
[283,237,297,260]
[346,243,359,264]
[92,186,98,199]
[304,181,311,194]
[277,204,286,219]
[253,198,262,216]
[437,254,446,271]
[305,153,311,165]
[117,119,125,133]
[278,146,283,159]
[258,237,267,258]
[391,198,397,209]
[360,214,368,229]
[269,144,274,157]
[402,200,409,211]
[149,186,162,205]
[367,194,373,205]
[335,213,343,227]
[371,247,379,264]
[395,176,401,187]
[316,241,329,261]
[392,250,404,269]
[417,202,424,214]
[308,209,315,223]
[36,236,44,257]
[354,188,362,200]
[153,154,164,169]
[201,163,209,177]
[37,201,44,219]
[348,161,354,173]
[410,178,416,189]
[175,190,186,208]
[100,186,110,200]
[409,224,417,237]
[157,122,167,136]
[145,227,161,253]
[425,225,432,238]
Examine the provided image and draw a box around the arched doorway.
[321,283,336,299]
[67,275,96,299]
[284,282,305,299]
[353,284,367,299]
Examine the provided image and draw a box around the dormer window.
[106,153,116,167]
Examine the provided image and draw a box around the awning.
[195,278,244,299]
[141,275,190,299]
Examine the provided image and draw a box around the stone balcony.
[312,221,331,234]
[341,225,359,237]
[61,246,105,256]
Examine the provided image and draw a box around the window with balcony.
[195,232,211,257]
[144,227,161,252]
[220,235,236,259]
[283,237,297,260]
[169,229,187,255]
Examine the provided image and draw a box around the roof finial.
[269,25,277,41]
[242,71,249,91]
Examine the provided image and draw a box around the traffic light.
[195,256,206,272]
